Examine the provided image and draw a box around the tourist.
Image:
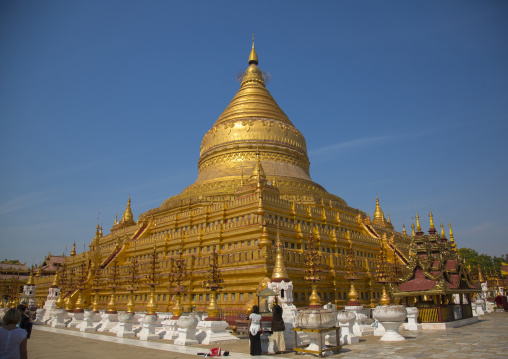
[0,308,28,359]
[271,301,286,353]
[17,305,32,339]
[248,305,262,356]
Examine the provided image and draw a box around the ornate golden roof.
[163,41,347,207]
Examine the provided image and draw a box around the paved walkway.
[28,312,507,359]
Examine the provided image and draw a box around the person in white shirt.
[248,305,262,356]
[0,308,28,359]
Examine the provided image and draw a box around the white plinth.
[97,313,118,332]
[373,305,406,342]
[197,320,239,344]
[420,316,479,330]
[404,307,422,331]
[304,332,335,357]
[50,309,68,329]
[345,305,372,336]
[138,314,159,341]
[67,312,84,328]
[282,304,300,349]
[33,308,46,325]
[116,322,136,338]
[379,321,405,341]
[161,318,180,340]
[373,320,385,336]
[175,327,199,345]
[77,311,99,332]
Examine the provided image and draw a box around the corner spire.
[440,221,446,238]
[248,34,258,65]
[449,222,457,250]
[415,211,422,232]
[428,208,436,233]
[411,219,415,236]
[402,222,407,235]
[70,242,76,256]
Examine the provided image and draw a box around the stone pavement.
[28,312,507,359]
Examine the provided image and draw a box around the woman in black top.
[271,303,286,353]
[17,304,33,339]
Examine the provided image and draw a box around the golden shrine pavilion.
[33,41,423,312]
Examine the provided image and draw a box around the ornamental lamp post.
[203,244,224,320]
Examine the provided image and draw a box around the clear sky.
[1,1,507,266]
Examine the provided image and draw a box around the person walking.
[0,308,28,359]
[17,305,32,339]
[248,305,262,356]
[271,301,286,353]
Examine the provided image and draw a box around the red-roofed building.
[391,214,479,323]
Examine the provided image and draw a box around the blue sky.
[1,1,507,265]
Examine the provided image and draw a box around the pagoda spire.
[250,147,266,181]
[372,195,386,225]
[70,242,76,256]
[27,268,35,286]
[415,211,422,232]
[248,33,258,65]
[411,219,415,236]
[121,195,136,225]
[271,224,289,282]
[428,208,436,234]
[402,222,407,235]
[440,221,446,238]
[478,264,484,282]
[449,222,457,250]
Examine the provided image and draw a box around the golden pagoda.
[34,40,415,311]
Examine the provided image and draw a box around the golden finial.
[429,208,435,230]
[248,33,258,65]
[440,221,445,238]
[70,242,76,256]
[402,222,407,235]
[415,211,421,232]
[250,147,266,181]
[449,222,456,250]
[51,270,59,288]
[372,195,386,225]
[272,223,289,281]
[478,264,484,282]
[122,194,135,224]
[411,219,415,236]
[387,213,391,223]
[114,214,118,225]
[27,268,35,286]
